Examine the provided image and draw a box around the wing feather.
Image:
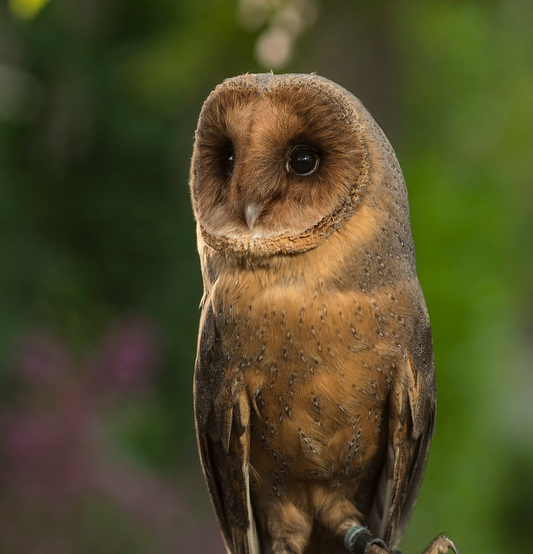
[194,301,260,554]
[368,305,436,550]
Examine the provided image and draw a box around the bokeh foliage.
[0,1,532,553]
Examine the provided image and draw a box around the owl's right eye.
[287,145,320,176]
[225,148,236,177]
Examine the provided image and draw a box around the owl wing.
[368,307,437,549]
[194,301,261,554]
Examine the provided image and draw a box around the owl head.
[190,73,408,258]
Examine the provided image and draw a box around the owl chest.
[214,287,396,478]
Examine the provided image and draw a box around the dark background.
[0,1,532,552]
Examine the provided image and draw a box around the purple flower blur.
[89,318,161,394]
[15,332,71,387]
[0,320,223,554]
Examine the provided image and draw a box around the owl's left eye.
[287,145,320,176]
[225,148,236,177]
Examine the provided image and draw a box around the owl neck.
[199,191,417,301]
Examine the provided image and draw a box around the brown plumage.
[190,73,457,554]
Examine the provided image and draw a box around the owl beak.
[244,202,262,231]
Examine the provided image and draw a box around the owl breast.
[212,262,405,494]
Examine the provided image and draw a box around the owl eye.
[225,148,236,177]
[287,145,320,176]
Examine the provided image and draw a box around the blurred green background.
[0,0,532,552]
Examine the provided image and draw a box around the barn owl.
[190,73,457,554]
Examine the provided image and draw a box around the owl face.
[190,74,372,256]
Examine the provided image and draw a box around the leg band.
[344,525,387,553]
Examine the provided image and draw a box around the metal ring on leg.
[344,525,387,553]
